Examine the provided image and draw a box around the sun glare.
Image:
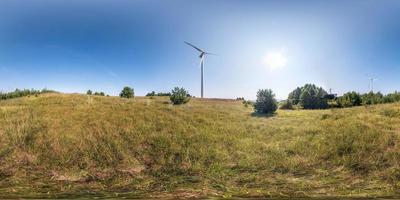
[263,49,287,70]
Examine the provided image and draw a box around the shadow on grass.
[250,112,276,118]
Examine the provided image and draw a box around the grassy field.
[0,93,399,198]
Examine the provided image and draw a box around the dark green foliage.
[254,89,278,114]
[146,91,156,96]
[146,91,171,97]
[333,91,400,108]
[120,86,134,98]
[338,91,362,107]
[299,84,328,109]
[279,100,293,110]
[383,91,400,103]
[0,89,56,100]
[288,87,302,105]
[170,87,190,105]
[288,84,328,109]
[93,92,105,96]
[361,92,383,105]
[86,90,93,95]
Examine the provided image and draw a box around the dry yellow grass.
[0,93,399,198]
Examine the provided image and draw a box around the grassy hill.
[0,93,399,198]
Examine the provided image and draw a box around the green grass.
[0,93,399,198]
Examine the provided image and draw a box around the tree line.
[252,83,400,114]
[118,86,191,105]
[0,89,56,100]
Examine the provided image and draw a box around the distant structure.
[184,41,215,98]
[369,77,378,92]
[324,88,337,100]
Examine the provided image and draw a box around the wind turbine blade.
[205,52,218,56]
[184,41,204,53]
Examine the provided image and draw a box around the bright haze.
[0,0,399,99]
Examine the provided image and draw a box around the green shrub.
[86,90,93,95]
[94,91,105,96]
[299,84,328,109]
[288,84,328,109]
[338,91,362,107]
[288,87,302,105]
[0,88,56,100]
[146,91,171,97]
[254,89,278,114]
[170,87,190,105]
[383,91,400,103]
[146,91,156,96]
[361,92,383,105]
[120,86,134,98]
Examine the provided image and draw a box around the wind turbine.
[365,74,378,93]
[185,41,215,98]
[369,77,378,92]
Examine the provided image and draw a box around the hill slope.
[0,93,399,198]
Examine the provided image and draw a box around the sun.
[263,49,287,70]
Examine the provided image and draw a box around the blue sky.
[0,0,399,99]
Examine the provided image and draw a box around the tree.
[254,89,278,114]
[146,91,156,96]
[361,92,383,105]
[338,91,361,107]
[86,90,93,95]
[288,87,302,105]
[120,86,134,98]
[299,84,328,109]
[383,91,400,103]
[170,87,190,105]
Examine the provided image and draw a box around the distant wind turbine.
[185,41,215,98]
[369,77,378,92]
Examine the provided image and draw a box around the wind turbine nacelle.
[199,52,205,58]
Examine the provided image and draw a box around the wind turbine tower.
[369,77,377,92]
[185,41,215,98]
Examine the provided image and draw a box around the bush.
[236,97,245,101]
[146,91,156,97]
[288,87,302,105]
[0,89,56,100]
[120,86,134,98]
[254,89,278,114]
[170,87,190,105]
[146,91,171,97]
[94,91,105,96]
[288,84,328,109]
[338,91,362,107]
[86,90,93,95]
[299,84,328,109]
[279,100,293,110]
[383,91,400,103]
[361,92,383,105]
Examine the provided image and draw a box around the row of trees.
[118,86,191,105]
[253,84,400,114]
[335,91,400,108]
[86,90,107,96]
[145,91,171,97]
[0,89,55,100]
[286,84,329,109]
